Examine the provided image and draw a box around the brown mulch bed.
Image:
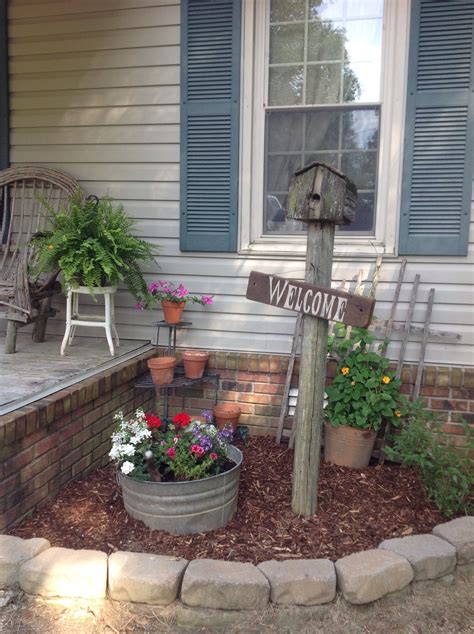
[9,437,447,564]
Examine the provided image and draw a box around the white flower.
[109,445,121,460]
[121,461,135,475]
[144,450,153,459]
[121,443,135,457]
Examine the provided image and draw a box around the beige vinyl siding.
[6,0,474,367]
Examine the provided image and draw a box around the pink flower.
[173,436,179,444]
[134,302,143,310]
[190,444,205,457]
[210,452,218,461]
[148,282,159,293]
[177,284,188,298]
[201,295,213,305]
[166,447,176,459]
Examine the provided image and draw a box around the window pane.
[309,0,344,21]
[342,109,379,149]
[266,154,301,192]
[341,151,377,189]
[271,0,306,22]
[343,61,381,102]
[305,110,340,151]
[306,63,341,104]
[270,24,305,64]
[307,21,344,62]
[269,66,304,105]
[267,111,304,152]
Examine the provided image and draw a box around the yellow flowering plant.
[325,326,407,431]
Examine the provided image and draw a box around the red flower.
[166,446,176,459]
[145,413,162,429]
[210,452,218,461]
[173,412,191,428]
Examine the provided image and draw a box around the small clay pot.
[147,356,177,385]
[324,422,377,469]
[182,350,209,379]
[161,300,186,325]
[213,403,241,431]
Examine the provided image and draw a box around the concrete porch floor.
[0,332,153,414]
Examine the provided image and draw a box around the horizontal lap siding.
[7,0,474,366]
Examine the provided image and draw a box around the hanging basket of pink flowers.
[137,280,213,324]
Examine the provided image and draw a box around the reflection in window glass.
[264,0,383,235]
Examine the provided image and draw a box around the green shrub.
[385,401,474,517]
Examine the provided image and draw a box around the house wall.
[5,0,474,367]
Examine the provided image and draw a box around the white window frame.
[239,0,411,257]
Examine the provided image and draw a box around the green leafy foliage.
[325,325,407,431]
[385,402,474,517]
[31,191,158,302]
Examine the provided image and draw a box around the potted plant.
[31,192,157,305]
[213,402,242,431]
[324,326,406,468]
[110,409,242,533]
[143,280,213,324]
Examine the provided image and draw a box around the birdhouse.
[287,162,357,225]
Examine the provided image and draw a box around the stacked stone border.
[0,517,472,610]
[1,347,473,531]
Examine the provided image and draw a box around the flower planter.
[147,356,176,385]
[182,350,209,379]
[213,403,241,431]
[161,300,186,324]
[119,445,243,534]
[324,422,377,469]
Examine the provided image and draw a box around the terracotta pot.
[324,422,377,469]
[147,356,177,385]
[213,403,241,431]
[161,300,186,324]
[182,350,209,379]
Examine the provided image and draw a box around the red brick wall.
[0,351,155,531]
[1,348,472,530]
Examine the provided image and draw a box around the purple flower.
[199,435,213,452]
[217,426,233,443]
[148,282,159,294]
[201,410,213,424]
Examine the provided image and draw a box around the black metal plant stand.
[135,320,219,423]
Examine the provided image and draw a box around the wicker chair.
[0,166,80,353]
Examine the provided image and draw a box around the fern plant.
[31,191,158,303]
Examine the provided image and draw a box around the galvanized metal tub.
[119,445,243,534]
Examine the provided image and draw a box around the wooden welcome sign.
[246,271,374,328]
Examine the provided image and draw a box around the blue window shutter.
[180,0,241,252]
[399,0,473,256]
[0,0,8,170]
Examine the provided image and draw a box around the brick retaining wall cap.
[378,534,456,581]
[432,517,474,565]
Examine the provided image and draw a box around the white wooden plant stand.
[61,286,119,356]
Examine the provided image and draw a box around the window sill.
[239,236,395,259]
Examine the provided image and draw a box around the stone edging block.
[181,559,270,610]
[432,517,474,564]
[335,549,414,604]
[109,551,188,605]
[2,515,473,610]
[19,547,107,599]
[379,534,456,581]
[257,558,336,606]
[0,535,50,587]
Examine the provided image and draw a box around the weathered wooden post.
[287,162,357,516]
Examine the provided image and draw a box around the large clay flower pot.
[324,422,377,469]
[182,350,209,379]
[161,300,186,324]
[213,403,241,431]
[119,445,243,533]
[147,356,176,385]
